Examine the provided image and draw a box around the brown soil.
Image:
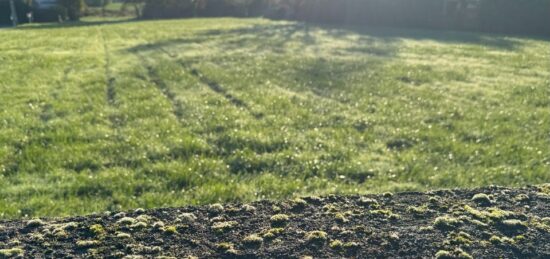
[1,185,549,258]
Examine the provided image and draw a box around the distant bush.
[85,0,111,7]
[34,5,69,22]
[140,0,550,36]
[59,0,87,21]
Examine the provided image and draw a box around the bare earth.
[1,185,549,258]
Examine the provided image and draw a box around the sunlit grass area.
[0,17,549,219]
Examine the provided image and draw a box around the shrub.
[59,0,87,21]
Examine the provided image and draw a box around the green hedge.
[140,0,550,36]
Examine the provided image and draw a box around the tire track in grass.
[149,44,264,119]
[99,28,116,107]
[177,61,264,119]
[133,52,185,121]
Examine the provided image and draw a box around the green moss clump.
[305,231,328,243]
[500,219,527,231]
[370,210,400,220]
[463,205,515,222]
[136,215,151,223]
[334,212,348,223]
[209,204,224,214]
[117,217,137,226]
[212,221,238,234]
[134,208,146,214]
[76,240,100,249]
[243,234,263,246]
[435,248,472,259]
[407,205,427,215]
[513,194,530,202]
[0,247,24,257]
[343,242,359,250]
[89,224,106,237]
[329,240,343,249]
[270,214,290,227]
[449,231,473,246]
[179,213,197,223]
[116,232,132,239]
[216,242,238,255]
[26,219,44,228]
[291,198,307,209]
[263,228,284,239]
[242,204,256,213]
[322,204,339,213]
[358,197,379,208]
[163,226,178,235]
[434,216,461,230]
[489,235,515,245]
[152,221,165,230]
[471,193,492,205]
[130,221,148,229]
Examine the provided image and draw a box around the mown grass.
[0,17,549,219]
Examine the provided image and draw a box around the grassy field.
[0,17,549,219]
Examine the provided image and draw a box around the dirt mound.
[1,186,549,258]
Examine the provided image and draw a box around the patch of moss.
[130,221,148,229]
[243,234,263,246]
[117,217,137,226]
[513,194,530,202]
[329,240,343,250]
[291,198,308,210]
[242,204,256,213]
[471,193,492,206]
[343,241,359,251]
[463,205,515,223]
[270,214,290,227]
[322,204,339,213]
[449,231,473,246]
[89,224,106,237]
[407,205,428,215]
[212,221,238,234]
[334,212,348,223]
[358,197,380,208]
[209,204,224,214]
[434,216,461,230]
[216,242,238,255]
[383,192,394,197]
[263,228,284,239]
[305,231,328,243]
[499,219,528,231]
[163,226,178,235]
[489,235,515,245]
[116,232,132,239]
[435,248,472,259]
[530,217,550,232]
[26,219,44,228]
[76,240,100,249]
[133,208,145,214]
[53,228,69,238]
[136,214,151,223]
[0,247,24,257]
[179,213,197,223]
[152,221,165,230]
[370,209,400,220]
[272,205,281,213]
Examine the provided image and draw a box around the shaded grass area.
[0,17,549,219]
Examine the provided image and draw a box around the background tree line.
[2,0,549,36]
[139,0,550,36]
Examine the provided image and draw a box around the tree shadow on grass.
[15,18,138,30]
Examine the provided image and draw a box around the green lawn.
[1,17,549,219]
